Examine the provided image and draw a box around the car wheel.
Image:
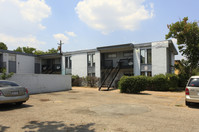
[15,102,23,106]
[185,101,191,106]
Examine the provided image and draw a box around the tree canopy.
[14,46,58,55]
[0,42,8,50]
[14,46,36,54]
[166,17,199,75]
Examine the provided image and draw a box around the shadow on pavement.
[0,125,10,132]
[188,103,199,109]
[0,104,33,111]
[22,121,95,132]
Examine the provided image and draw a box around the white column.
[61,55,65,75]
[133,48,140,76]
[152,41,169,76]
[95,51,101,78]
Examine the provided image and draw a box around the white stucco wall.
[95,51,101,78]
[72,53,87,77]
[16,55,35,74]
[9,74,71,94]
[133,48,140,76]
[152,41,169,76]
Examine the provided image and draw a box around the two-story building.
[0,40,177,89]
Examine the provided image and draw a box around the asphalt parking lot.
[0,87,199,132]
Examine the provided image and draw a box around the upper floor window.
[123,51,133,57]
[140,48,151,64]
[140,49,145,64]
[147,49,151,64]
[65,56,72,69]
[88,53,95,67]
[107,53,117,58]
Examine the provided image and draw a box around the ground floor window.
[88,73,95,77]
[147,71,152,77]
[141,71,152,77]
[141,71,145,76]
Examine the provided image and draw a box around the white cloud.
[0,0,51,49]
[75,0,154,34]
[66,31,77,37]
[20,0,51,23]
[0,33,45,49]
[53,34,69,44]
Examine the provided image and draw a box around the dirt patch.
[67,91,79,93]
[89,104,150,116]
[40,99,50,102]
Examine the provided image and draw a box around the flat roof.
[97,43,133,50]
[0,49,36,57]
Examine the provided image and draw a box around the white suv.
[185,76,199,106]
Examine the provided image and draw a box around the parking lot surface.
[0,87,199,132]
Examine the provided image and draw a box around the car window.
[0,81,19,87]
[188,78,199,87]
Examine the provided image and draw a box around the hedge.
[118,76,147,93]
[118,74,180,93]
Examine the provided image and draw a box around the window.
[147,49,151,64]
[87,73,95,77]
[188,78,199,87]
[141,71,145,76]
[124,51,133,57]
[88,54,92,67]
[107,53,117,58]
[141,71,152,76]
[0,81,19,87]
[65,56,71,69]
[92,54,95,67]
[147,71,152,77]
[88,53,95,67]
[140,49,145,64]
[140,48,152,64]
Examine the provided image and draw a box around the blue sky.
[0,0,198,59]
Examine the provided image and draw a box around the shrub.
[0,68,13,80]
[147,74,179,91]
[72,75,81,86]
[178,73,189,88]
[152,74,168,91]
[166,73,179,91]
[146,77,153,90]
[83,76,99,87]
[118,76,147,94]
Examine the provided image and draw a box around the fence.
[8,74,71,94]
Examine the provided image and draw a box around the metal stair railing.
[107,61,121,90]
[98,66,113,91]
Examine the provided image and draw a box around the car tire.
[185,101,191,106]
[15,102,23,106]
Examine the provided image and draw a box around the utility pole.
[58,40,64,55]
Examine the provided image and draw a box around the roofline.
[37,53,61,57]
[63,49,97,55]
[168,40,178,55]
[134,42,151,48]
[0,49,36,57]
[97,43,133,50]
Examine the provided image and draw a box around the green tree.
[14,47,23,52]
[175,59,191,75]
[46,48,58,54]
[166,17,199,75]
[23,47,36,54]
[0,42,8,50]
[14,46,36,54]
[34,50,45,55]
